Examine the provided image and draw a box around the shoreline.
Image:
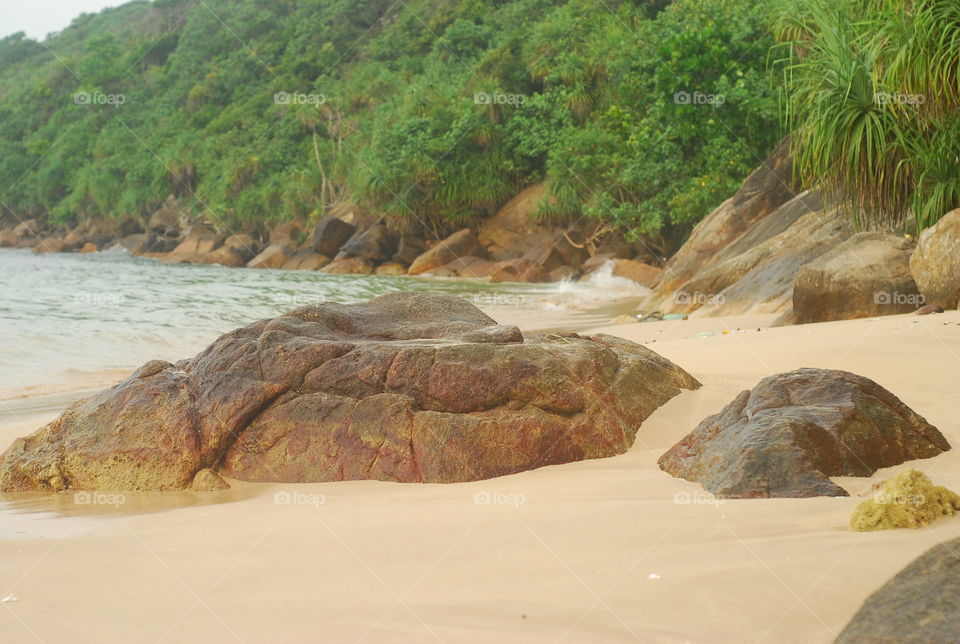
[2,309,959,642]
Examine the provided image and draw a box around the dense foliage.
[0,0,780,248]
[775,0,960,232]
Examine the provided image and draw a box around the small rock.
[917,304,945,315]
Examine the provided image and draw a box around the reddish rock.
[917,304,945,315]
[608,259,663,288]
[478,183,550,260]
[247,244,293,269]
[309,217,356,257]
[0,293,699,491]
[268,219,305,246]
[659,368,950,498]
[409,229,485,275]
[0,228,17,247]
[322,256,374,274]
[489,259,551,283]
[199,246,247,267]
[431,257,498,279]
[281,250,331,271]
[33,237,66,254]
[374,262,407,276]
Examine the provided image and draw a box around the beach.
[2,308,958,643]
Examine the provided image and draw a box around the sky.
[1,0,125,41]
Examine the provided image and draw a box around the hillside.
[0,0,780,251]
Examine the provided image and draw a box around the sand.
[2,310,960,643]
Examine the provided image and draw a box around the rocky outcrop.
[322,256,374,274]
[657,200,852,317]
[658,369,950,498]
[309,217,356,257]
[0,293,699,491]
[335,224,396,263]
[281,250,330,271]
[247,244,292,269]
[837,537,960,643]
[408,229,485,275]
[478,183,550,260]
[910,207,960,309]
[652,138,797,295]
[793,232,920,324]
[851,469,960,531]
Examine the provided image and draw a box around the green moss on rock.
[851,469,960,531]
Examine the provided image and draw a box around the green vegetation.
[775,0,960,232]
[0,0,780,250]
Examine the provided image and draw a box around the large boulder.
[147,197,182,237]
[281,250,330,271]
[430,257,498,279]
[793,232,921,323]
[658,369,950,498]
[392,234,427,266]
[321,257,374,274]
[478,183,550,260]
[0,228,17,247]
[268,220,305,247]
[169,228,225,261]
[910,207,960,309]
[0,293,700,491]
[659,202,853,317]
[247,244,292,269]
[335,224,396,262]
[837,537,960,643]
[409,229,485,275]
[652,138,797,295]
[32,237,66,254]
[309,217,356,257]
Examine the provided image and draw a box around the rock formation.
[658,369,949,498]
[0,293,700,491]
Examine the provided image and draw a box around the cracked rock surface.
[0,293,700,491]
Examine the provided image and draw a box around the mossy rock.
[851,469,960,531]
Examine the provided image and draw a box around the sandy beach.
[2,308,959,643]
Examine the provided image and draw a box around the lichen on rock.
[851,469,960,532]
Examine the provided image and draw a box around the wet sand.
[1,309,959,643]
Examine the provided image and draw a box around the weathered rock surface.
[335,224,395,262]
[658,369,949,498]
[793,232,920,324]
[851,469,960,532]
[247,244,292,269]
[281,250,331,271]
[409,229,485,276]
[651,139,797,295]
[0,293,699,491]
[658,201,852,317]
[322,256,374,274]
[309,217,356,257]
[836,536,960,643]
[910,207,960,309]
[478,182,550,260]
